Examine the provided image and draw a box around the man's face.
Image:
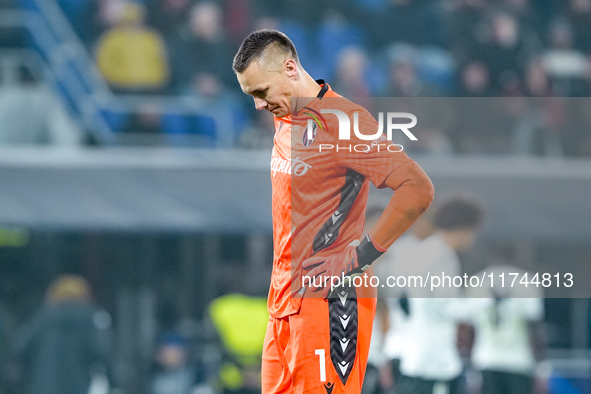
[237,59,295,118]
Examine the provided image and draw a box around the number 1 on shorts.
[314,349,327,382]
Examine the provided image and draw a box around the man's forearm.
[368,161,434,250]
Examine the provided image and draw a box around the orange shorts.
[262,287,377,393]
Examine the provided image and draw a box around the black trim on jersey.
[329,286,358,385]
[308,163,362,387]
[316,79,329,98]
[312,170,365,254]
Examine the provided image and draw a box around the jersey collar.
[316,79,329,98]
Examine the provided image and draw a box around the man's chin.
[270,107,289,117]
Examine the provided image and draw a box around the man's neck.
[292,72,322,113]
[304,73,323,97]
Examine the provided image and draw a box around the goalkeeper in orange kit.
[233,29,434,393]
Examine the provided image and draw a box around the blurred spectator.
[253,0,332,29]
[566,0,591,53]
[332,47,372,98]
[382,45,439,96]
[415,47,456,93]
[523,58,553,97]
[473,11,532,95]
[457,61,492,96]
[225,0,254,45]
[503,0,544,39]
[510,61,566,156]
[363,299,393,394]
[120,103,164,134]
[375,0,447,48]
[446,0,488,65]
[349,0,388,52]
[541,18,588,96]
[14,275,112,394]
[384,47,420,96]
[251,15,280,32]
[149,332,211,394]
[208,294,268,394]
[95,2,170,93]
[362,207,396,394]
[163,73,246,148]
[82,0,129,47]
[316,11,365,81]
[146,0,191,37]
[190,72,247,147]
[468,264,545,394]
[368,209,435,393]
[168,2,233,93]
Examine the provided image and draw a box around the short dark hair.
[232,29,299,73]
[432,196,484,231]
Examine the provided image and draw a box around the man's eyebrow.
[249,87,267,96]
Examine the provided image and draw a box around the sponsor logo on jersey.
[270,156,312,177]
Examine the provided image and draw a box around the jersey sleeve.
[335,107,414,188]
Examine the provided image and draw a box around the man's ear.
[284,58,298,80]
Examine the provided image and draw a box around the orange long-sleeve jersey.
[268,81,415,318]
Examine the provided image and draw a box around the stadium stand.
[1,0,589,152]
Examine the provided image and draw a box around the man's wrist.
[355,235,386,268]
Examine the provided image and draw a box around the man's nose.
[254,97,268,111]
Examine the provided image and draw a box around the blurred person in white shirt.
[363,208,434,394]
[468,263,545,394]
[396,196,486,394]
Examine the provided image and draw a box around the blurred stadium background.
[0,0,590,393]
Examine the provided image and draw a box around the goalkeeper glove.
[302,235,385,298]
